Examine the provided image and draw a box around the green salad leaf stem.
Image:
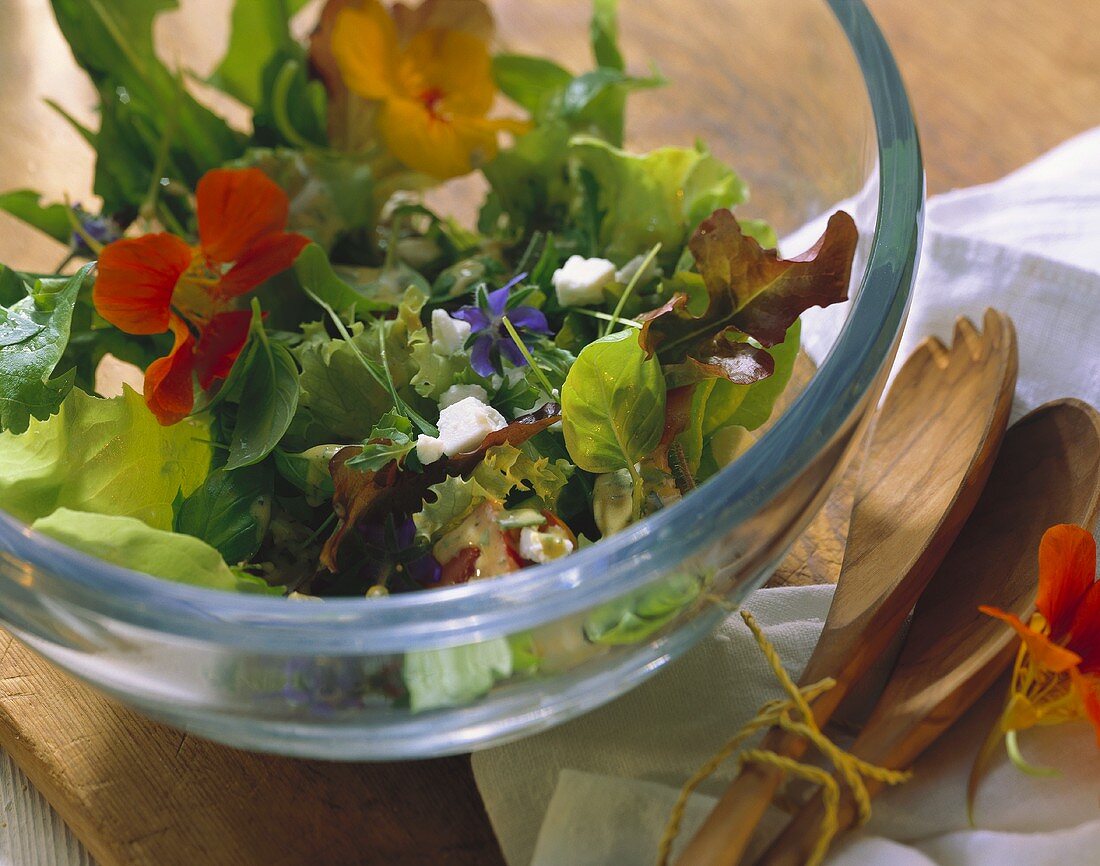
[603,241,661,336]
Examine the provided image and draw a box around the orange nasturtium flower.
[93,168,308,426]
[977,524,1100,777]
[329,0,526,179]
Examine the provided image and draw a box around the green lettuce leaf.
[0,265,92,434]
[472,443,573,507]
[0,385,211,530]
[0,191,72,244]
[403,637,514,712]
[175,463,274,564]
[33,508,277,594]
[560,329,666,474]
[568,137,746,266]
[413,474,489,545]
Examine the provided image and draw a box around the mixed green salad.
[0,0,856,613]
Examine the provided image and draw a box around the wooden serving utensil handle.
[674,728,809,866]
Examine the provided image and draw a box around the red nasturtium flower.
[93,168,308,425]
[979,525,1100,756]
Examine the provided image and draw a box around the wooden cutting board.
[0,353,859,866]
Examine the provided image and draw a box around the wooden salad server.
[676,310,1018,866]
[757,398,1100,865]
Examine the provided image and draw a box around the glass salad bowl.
[0,0,921,759]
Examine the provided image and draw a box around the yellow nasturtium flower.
[330,0,526,179]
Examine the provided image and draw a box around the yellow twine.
[656,607,911,866]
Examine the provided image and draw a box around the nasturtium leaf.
[0,264,92,434]
[225,335,301,471]
[209,0,311,107]
[568,138,746,267]
[403,638,514,712]
[34,508,278,594]
[560,329,666,474]
[0,191,72,244]
[0,385,211,530]
[644,209,855,362]
[175,463,275,564]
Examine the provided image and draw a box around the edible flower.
[453,274,551,377]
[328,0,526,178]
[93,168,308,425]
[978,524,1100,774]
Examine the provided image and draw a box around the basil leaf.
[561,329,666,474]
[175,463,274,563]
[0,264,92,434]
[226,337,300,470]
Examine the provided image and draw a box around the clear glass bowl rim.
[0,0,923,655]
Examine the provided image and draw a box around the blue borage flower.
[453,272,551,377]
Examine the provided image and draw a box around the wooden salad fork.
[757,398,1100,865]
[676,310,1018,866]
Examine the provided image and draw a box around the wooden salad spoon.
[676,310,1018,866]
[757,398,1100,865]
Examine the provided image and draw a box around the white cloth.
[472,127,1100,865]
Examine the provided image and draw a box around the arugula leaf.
[0,386,211,530]
[49,0,244,210]
[645,209,855,360]
[209,0,311,108]
[0,265,92,434]
[403,638,513,712]
[568,138,746,266]
[34,508,278,594]
[175,463,274,564]
[560,329,666,474]
[347,411,418,472]
[590,0,625,71]
[0,191,72,244]
[225,326,301,471]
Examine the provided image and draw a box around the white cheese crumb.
[552,255,616,307]
[439,383,489,410]
[518,526,575,564]
[415,396,507,464]
[430,308,471,354]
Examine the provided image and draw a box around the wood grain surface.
[0,1,1096,865]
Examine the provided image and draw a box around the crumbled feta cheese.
[415,396,507,464]
[616,253,660,286]
[518,526,574,564]
[439,383,489,410]
[552,255,616,306]
[430,308,471,354]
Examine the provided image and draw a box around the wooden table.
[0,1,1097,864]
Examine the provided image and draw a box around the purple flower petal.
[470,333,497,377]
[505,306,551,334]
[500,272,528,295]
[487,286,511,317]
[452,306,490,332]
[408,554,442,586]
[396,517,416,549]
[500,337,529,368]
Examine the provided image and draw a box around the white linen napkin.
[471,127,1100,866]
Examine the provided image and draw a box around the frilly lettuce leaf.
[568,137,747,267]
[642,209,855,363]
[472,443,573,507]
[403,637,513,712]
[33,508,277,594]
[413,474,490,546]
[0,385,211,531]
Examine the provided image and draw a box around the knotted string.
[656,604,911,866]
